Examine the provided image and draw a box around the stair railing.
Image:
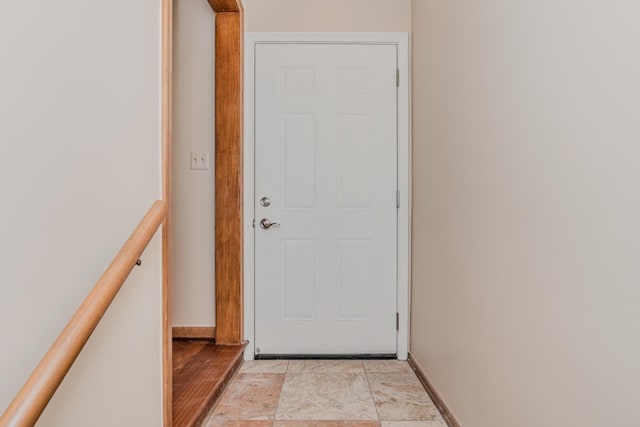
[0,200,167,427]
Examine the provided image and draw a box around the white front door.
[254,43,398,356]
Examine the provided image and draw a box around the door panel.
[255,43,398,355]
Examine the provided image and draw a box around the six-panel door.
[255,43,398,355]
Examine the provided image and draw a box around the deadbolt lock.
[260,196,271,207]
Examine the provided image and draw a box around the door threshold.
[255,353,397,360]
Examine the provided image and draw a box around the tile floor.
[205,360,447,427]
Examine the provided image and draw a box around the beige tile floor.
[205,360,447,427]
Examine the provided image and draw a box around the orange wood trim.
[172,327,216,340]
[0,201,167,427]
[214,10,244,345]
[207,0,243,13]
[172,342,246,426]
[408,353,462,427]
[161,0,174,424]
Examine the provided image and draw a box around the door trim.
[161,0,172,422]
[243,32,410,360]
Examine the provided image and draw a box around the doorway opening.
[163,0,244,424]
[243,33,411,361]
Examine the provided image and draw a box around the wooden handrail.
[0,200,167,427]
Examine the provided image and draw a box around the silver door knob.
[259,218,280,230]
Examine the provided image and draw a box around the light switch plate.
[190,151,210,170]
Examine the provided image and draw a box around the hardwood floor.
[173,340,245,427]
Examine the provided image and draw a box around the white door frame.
[243,32,410,360]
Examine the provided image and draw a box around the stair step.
[173,340,245,427]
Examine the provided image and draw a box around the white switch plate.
[190,151,210,170]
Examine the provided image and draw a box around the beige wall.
[411,1,640,426]
[0,1,163,425]
[172,0,216,327]
[244,0,411,32]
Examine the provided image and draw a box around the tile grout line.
[271,360,291,423]
[363,361,384,425]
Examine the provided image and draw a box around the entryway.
[244,33,410,359]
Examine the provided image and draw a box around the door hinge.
[396,313,400,330]
[252,219,255,228]
[396,190,400,209]
[396,68,400,87]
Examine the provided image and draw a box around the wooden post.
[213,2,244,344]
